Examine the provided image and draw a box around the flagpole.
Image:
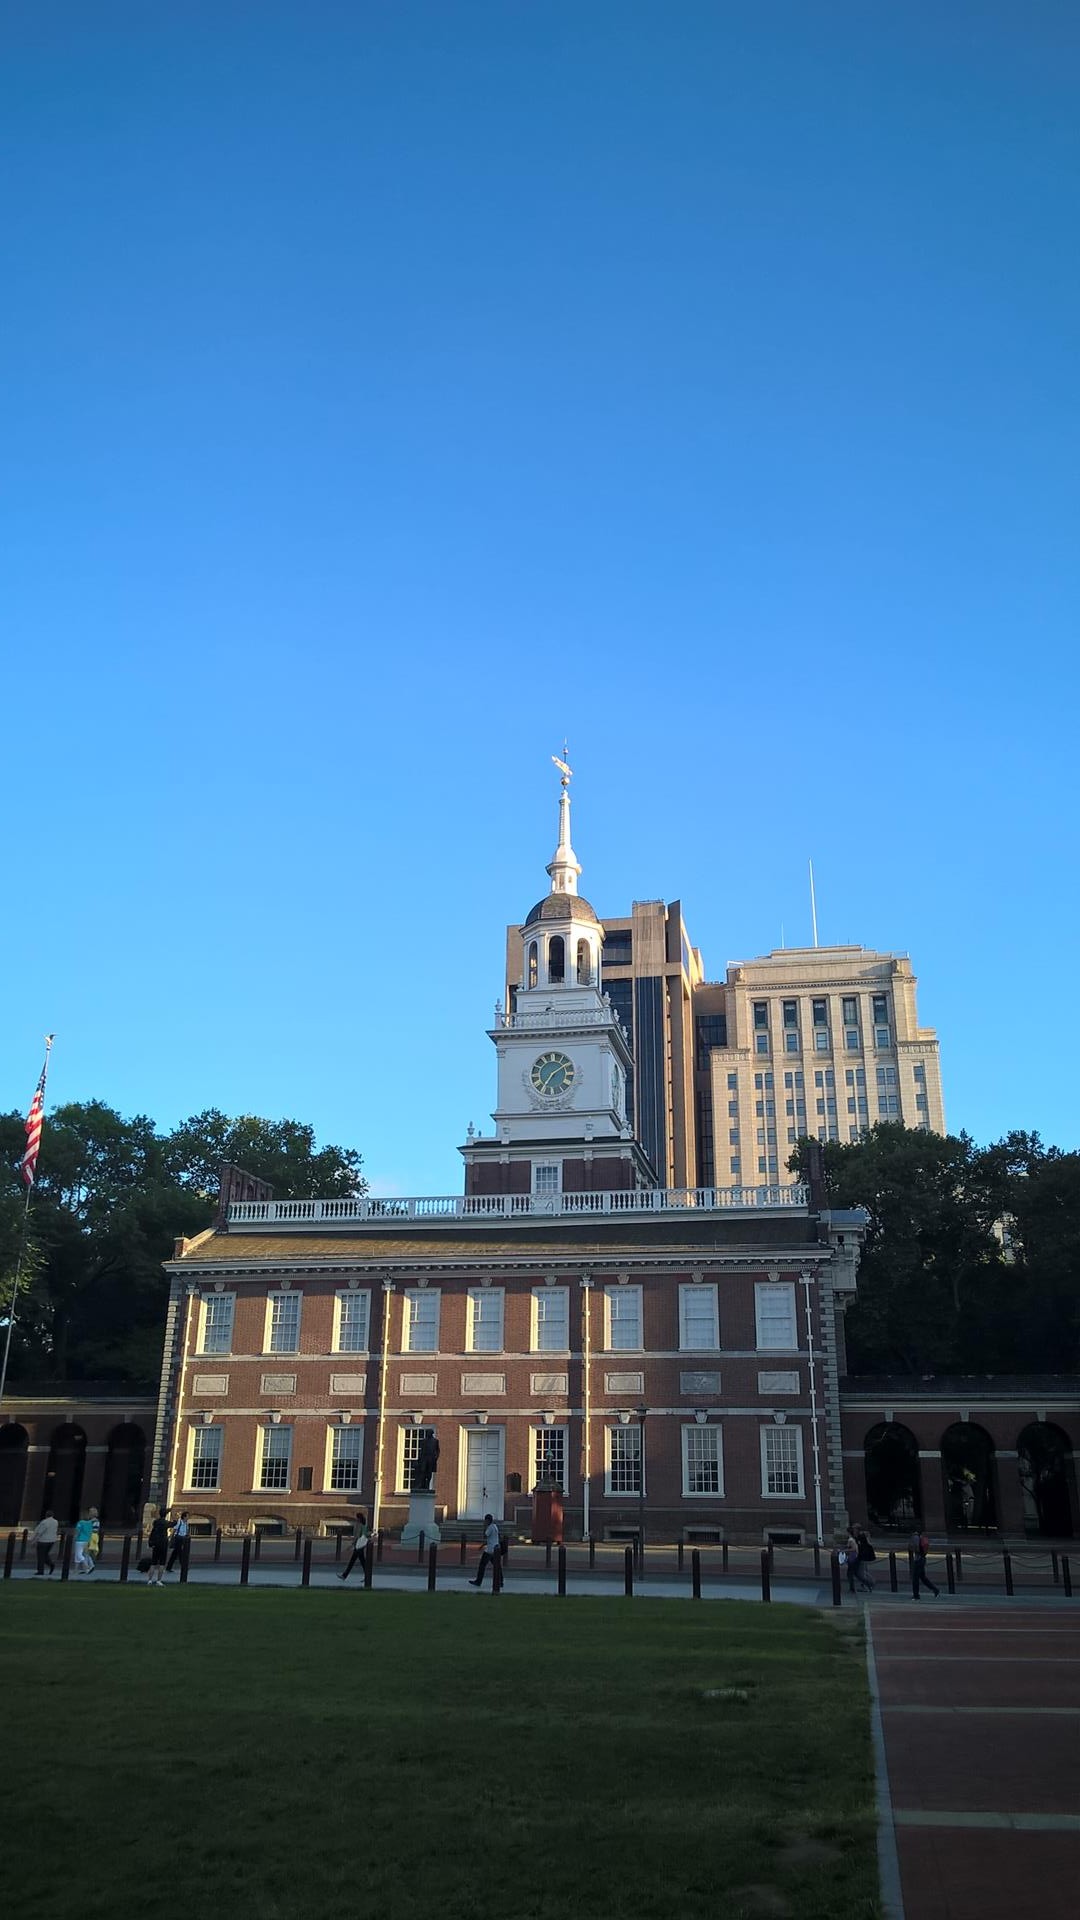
[0,1035,54,1415]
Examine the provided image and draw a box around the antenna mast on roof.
[808,859,819,948]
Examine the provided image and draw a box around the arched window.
[1018,1422,1077,1539]
[0,1423,29,1526]
[863,1422,922,1532]
[940,1422,998,1532]
[576,938,591,984]
[528,942,538,989]
[42,1422,87,1525]
[548,935,565,983]
[101,1424,147,1529]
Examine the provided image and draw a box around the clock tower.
[461,759,656,1200]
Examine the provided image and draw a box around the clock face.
[530,1050,576,1098]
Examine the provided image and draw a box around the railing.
[227,1184,809,1228]
[502,1006,624,1030]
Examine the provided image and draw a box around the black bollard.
[417,1531,425,1564]
[60,1531,73,1582]
[240,1536,252,1586]
[294,1527,303,1562]
[376,1529,384,1563]
[460,1533,467,1566]
[1003,1549,1014,1597]
[545,1539,553,1569]
[557,1545,566,1596]
[3,1533,15,1580]
[722,1541,729,1573]
[214,1528,223,1563]
[335,1530,343,1562]
[830,1552,842,1608]
[253,1530,262,1562]
[136,1528,144,1562]
[624,1545,634,1597]
[589,1535,596,1569]
[955,1548,963,1581]
[1062,1554,1072,1598]
[492,1547,503,1595]
[677,1541,684,1572]
[946,1552,955,1595]
[691,1548,701,1600]
[120,1535,131,1584]
[1051,1551,1060,1587]
[889,1551,898,1593]
[813,1543,821,1578]
[180,1535,191,1585]
[427,1542,438,1592]
[363,1539,374,1589]
[501,1535,510,1564]
[760,1548,771,1604]
[20,1528,29,1562]
[301,1538,313,1587]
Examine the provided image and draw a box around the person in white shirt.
[166,1511,190,1574]
[469,1514,503,1588]
[31,1511,59,1577]
[338,1510,371,1582]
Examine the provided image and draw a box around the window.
[267,1292,300,1354]
[682,1425,723,1496]
[548,935,565,983]
[782,1000,798,1028]
[812,999,827,1026]
[679,1284,720,1351]
[403,1290,440,1353]
[787,1127,796,1144]
[761,1424,803,1497]
[527,941,538,988]
[845,1030,860,1050]
[335,1290,370,1353]
[329,1426,363,1491]
[755,1282,798,1350]
[753,1072,774,1091]
[603,929,633,967]
[727,1072,738,1090]
[845,1066,865,1086]
[729,1157,740,1176]
[576,938,591,985]
[814,1030,829,1052]
[199,1293,235,1356]
[533,1426,566,1491]
[878,1095,900,1116]
[876,1064,897,1087]
[259,1425,291,1491]
[785,1032,799,1052]
[915,1092,928,1111]
[533,1162,561,1195]
[753,1002,769,1029]
[605,1285,643,1351]
[755,1034,769,1055]
[532,1286,569,1352]
[872,993,889,1046]
[729,1128,740,1145]
[607,1425,642,1495]
[400,1426,436,1493]
[841,996,858,1026]
[467,1288,504,1353]
[189,1426,222,1490]
[727,1099,738,1117]
[913,1063,926,1083]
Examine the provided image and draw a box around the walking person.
[72,1507,99,1576]
[468,1514,503,1588]
[908,1528,940,1600]
[166,1511,190,1575]
[855,1525,877,1591]
[31,1511,59,1577]
[337,1510,371,1582]
[146,1509,170,1587]
[844,1530,873,1595]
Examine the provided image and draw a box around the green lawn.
[3,1589,878,1920]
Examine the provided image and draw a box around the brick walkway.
[870,1606,1080,1920]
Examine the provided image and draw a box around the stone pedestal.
[401,1485,441,1546]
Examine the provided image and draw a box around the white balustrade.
[227,1182,808,1228]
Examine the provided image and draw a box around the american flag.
[20,1037,54,1188]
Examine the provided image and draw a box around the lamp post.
[637,1403,648,1573]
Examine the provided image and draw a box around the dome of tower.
[524,893,599,928]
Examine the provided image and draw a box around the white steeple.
[546,751,581,897]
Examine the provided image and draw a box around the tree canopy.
[791,1123,1080,1376]
[0,1103,366,1386]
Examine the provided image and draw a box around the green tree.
[0,1102,366,1384]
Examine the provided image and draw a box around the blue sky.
[4,3,1078,1193]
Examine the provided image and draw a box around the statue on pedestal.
[414,1430,440,1491]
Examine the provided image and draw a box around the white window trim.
[256,1423,293,1494]
[185,1424,223,1492]
[603,1284,643,1353]
[680,1423,725,1499]
[263,1289,302,1356]
[760,1423,805,1499]
[532,1160,562,1195]
[678,1284,720,1352]
[466,1287,505,1354]
[402,1289,441,1355]
[754,1281,799,1351]
[605,1424,645,1497]
[325,1423,364,1494]
[531,1286,570,1354]
[197,1292,236,1357]
[333,1288,371,1355]
[532,1424,568,1493]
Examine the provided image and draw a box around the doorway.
[460,1427,504,1520]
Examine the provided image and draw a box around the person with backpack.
[844,1529,873,1594]
[908,1528,940,1600]
[31,1511,59,1577]
[146,1509,170,1587]
[337,1510,371,1582]
[468,1514,503,1588]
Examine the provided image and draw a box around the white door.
[462,1428,504,1519]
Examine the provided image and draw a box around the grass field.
[3,1588,878,1920]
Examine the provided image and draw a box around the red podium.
[532,1489,564,1545]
